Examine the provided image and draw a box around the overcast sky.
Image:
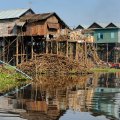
[0,0,120,28]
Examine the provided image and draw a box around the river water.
[0,72,120,120]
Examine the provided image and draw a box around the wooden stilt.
[46,41,48,54]
[66,40,68,57]
[16,37,19,66]
[106,43,108,64]
[75,42,78,61]
[84,41,87,66]
[56,41,58,55]
[51,41,52,54]
[2,38,5,62]
[21,36,23,63]
[31,36,33,59]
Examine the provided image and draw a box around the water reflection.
[0,73,120,120]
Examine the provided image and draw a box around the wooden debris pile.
[18,54,88,77]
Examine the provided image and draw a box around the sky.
[0,0,120,28]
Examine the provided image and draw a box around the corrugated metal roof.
[0,8,31,19]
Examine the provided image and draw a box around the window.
[97,33,103,40]
[111,32,115,39]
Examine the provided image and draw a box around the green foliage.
[0,66,28,92]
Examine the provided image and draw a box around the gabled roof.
[88,22,103,29]
[0,8,34,20]
[20,12,70,29]
[88,22,120,29]
[75,25,84,29]
[106,22,117,28]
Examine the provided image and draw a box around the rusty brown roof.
[20,12,70,29]
[20,12,55,22]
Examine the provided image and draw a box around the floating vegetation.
[90,67,120,73]
[0,65,29,93]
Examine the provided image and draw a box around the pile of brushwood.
[18,54,90,77]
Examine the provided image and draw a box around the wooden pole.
[16,37,19,66]
[46,41,48,54]
[56,41,58,55]
[21,36,23,63]
[107,43,108,63]
[75,42,78,61]
[51,41,52,54]
[66,40,68,57]
[31,36,33,59]
[84,41,87,67]
[2,38,5,62]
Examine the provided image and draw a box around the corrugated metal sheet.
[0,22,15,36]
[0,8,31,19]
[0,21,25,37]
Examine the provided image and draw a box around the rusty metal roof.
[20,12,70,29]
[20,12,54,22]
[0,8,34,20]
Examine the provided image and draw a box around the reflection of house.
[0,97,13,110]
[68,89,94,112]
[92,87,120,119]
[26,101,47,112]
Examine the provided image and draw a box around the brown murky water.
[0,72,120,120]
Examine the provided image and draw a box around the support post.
[31,36,33,59]
[66,40,68,57]
[16,37,19,66]
[106,43,108,64]
[75,42,78,61]
[46,41,48,54]
[51,41,52,54]
[84,41,87,67]
[56,41,58,55]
